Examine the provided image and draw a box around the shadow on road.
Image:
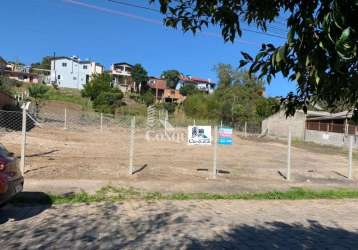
[1,200,357,249]
[187,220,358,249]
[0,192,52,224]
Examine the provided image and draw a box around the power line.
[107,0,286,39]
[63,0,259,45]
[108,0,158,13]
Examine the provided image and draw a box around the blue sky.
[0,0,296,97]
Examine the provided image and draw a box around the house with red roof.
[177,76,216,94]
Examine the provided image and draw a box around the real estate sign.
[188,126,211,145]
[218,127,233,145]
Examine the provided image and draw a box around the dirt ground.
[1,123,358,194]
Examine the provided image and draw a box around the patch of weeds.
[143,192,163,200]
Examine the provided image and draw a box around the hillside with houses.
[0,55,274,123]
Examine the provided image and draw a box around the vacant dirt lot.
[1,122,358,193]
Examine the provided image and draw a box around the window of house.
[62,63,67,67]
[83,65,88,69]
[57,75,61,79]
[73,77,77,80]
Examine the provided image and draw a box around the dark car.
[0,144,24,204]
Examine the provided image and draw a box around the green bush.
[179,83,198,96]
[28,84,50,115]
[0,76,24,95]
[81,73,113,101]
[28,84,49,99]
[93,91,123,114]
[163,102,176,114]
[183,93,209,118]
[141,91,155,106]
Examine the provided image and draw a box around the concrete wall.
[262,110,306,139]
[305,130,358,149]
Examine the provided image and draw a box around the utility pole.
[155,85,158,103]
[53,52,56,85]
[231,96,238,126]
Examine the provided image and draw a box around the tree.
[150,0,358,119]
[179,82,198,96]
[141,90,155,106]
[256,97,280,120]
[183,93,208,118]
[81,73,113,101]
[183,66,277,124]
[28,84,50,115]
[213,64,233,88]
[161,70,181,89]
[131,64,148,93]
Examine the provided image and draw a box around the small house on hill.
[148,77,185,103]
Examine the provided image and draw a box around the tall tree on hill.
[131,64,149,93]
[161,70,181,89]
[150,0,358,120]
[81,73,113,101]
[213,64,233,89]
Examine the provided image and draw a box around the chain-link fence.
[1,104,357,193]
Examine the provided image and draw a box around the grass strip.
[10,186,358,205]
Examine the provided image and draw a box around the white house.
[50,56,103,89]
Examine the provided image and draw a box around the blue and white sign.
[218,127,233,145]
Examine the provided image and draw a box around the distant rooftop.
[180,75,213,84]
[112,62,133,68]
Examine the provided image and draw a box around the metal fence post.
[128,116,136,175]
[244,122,247,137]
[348,135,353,179]
[64,108,67,130]
[287,127,292,181]
[20,104,28,175]
[164,117,167,137]
[100,113,103,132]
[212,126,218,179]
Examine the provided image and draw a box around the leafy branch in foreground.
[150,0,358,119]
